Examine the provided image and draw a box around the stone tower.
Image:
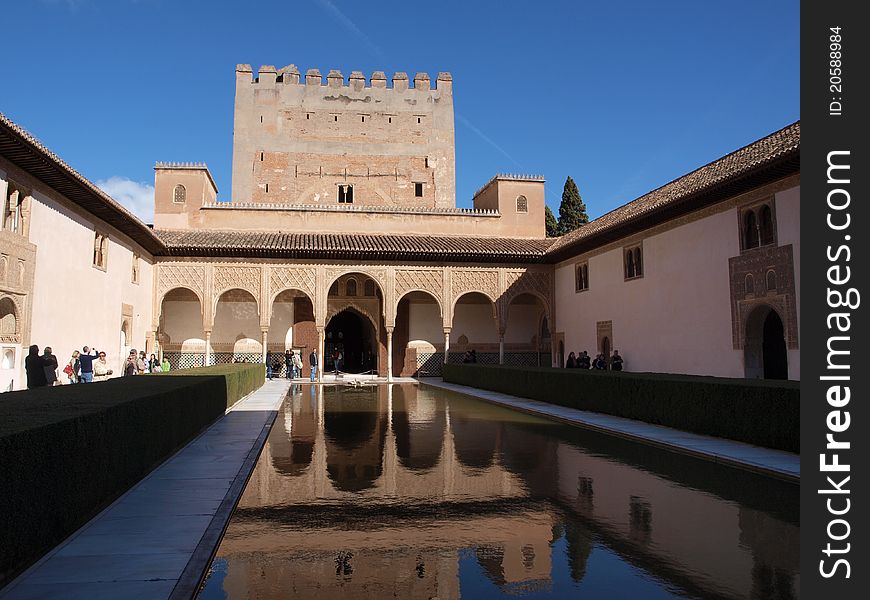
[231,64,456,209]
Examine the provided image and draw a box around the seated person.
[611,350,624,371]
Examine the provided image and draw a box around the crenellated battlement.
[155,161,210,169]
[236,64,453,92]
[473,174,546,199]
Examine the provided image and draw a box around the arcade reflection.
[199,384,799,599]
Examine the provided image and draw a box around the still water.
[198,383,799,599]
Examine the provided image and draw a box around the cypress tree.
[545,205,559,237]
[557,176,589,235]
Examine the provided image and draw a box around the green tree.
[545,205,559,237]
[557,176,589,235]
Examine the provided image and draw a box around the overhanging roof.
[0,112,166,256]
[155,229,554,263]
[546,121,800,262]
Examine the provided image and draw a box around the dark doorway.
[762,311,788,380]
[326,309,377,373]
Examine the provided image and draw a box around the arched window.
[744,211,759,249]
[0,297,17,336]
[633,248,642,277]
[759,205,775,245]
[516,195,528,213]
[745,273,755,296]
[575,262,588,291]
[329,281,340,296]
[173,184,186,204]
[345,278,357,297]
[766,270,777,292]
[364,279,376,297]
[625,250,635,279]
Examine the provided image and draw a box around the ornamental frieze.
[157,263,206,301]
[269,266,316,301]
[395,269,443,304]
[450,269,499,304]
[213,265,261,300]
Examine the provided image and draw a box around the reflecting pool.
[198,383,799,599]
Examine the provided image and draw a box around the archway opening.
[213,289,260,363]
[744,305,788,379]
[450,292,498,363]
[326,308,377,373]
[396,290,442,376]
[158,287,206,369]
[269,289,315,377]
[504,292,549,367]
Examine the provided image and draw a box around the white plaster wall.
[774,185,801,379]
[27,191,154,382]
[450,304,499,344]
[268,300,295,349]
[212,300,261,351]
[504,304,543,344]
[407,302,442,346]
[555,206,743,377]
[162,300,205,349]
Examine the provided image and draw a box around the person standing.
[565,352,576,369]
[137,351,148,374]
[292,351,302,380]
[64,350,80,384]
[78,346,99,383]
[284,349,293,379]
[309,349,318,382]
[161,356,171,372]
[149,353,161,372]
[25,345,48,389]
[611,350,624,372]
[93,351,113,381]
[266,350,273,380]
[124,351,138,376]
[42,347,59,386]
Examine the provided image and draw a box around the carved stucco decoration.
[213,265,261,301]
[157,264,206,303]
[269,266,316,303]
[451,269,499,305]
[325,300,381,332]
[395,268,443,307]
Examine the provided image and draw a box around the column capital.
[442,327,452,334]
[385,326,394,335]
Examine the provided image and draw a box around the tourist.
[611,350,624,372]
[333,349,342,374]
[461,350,472,364]
[292,351,302,379]
[470,349,477,363]
[266,350,273,380]
[579,351,591,369]
[64,350,80,384]
[93,351,113,381]
[161,356,171,372]
[309,349,318,382]
[42,346,59,386]
[566,351,576,368]
[25,345,48,389]
[149,353,161,372]
[78,346,100,383]
[284,349,293,379]
[124,350,138,376]
[593,354,607,370]
[137,351,149,374]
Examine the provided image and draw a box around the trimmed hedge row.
[443,364,799,452]
[154,363,265,408]
[0,363,264,588]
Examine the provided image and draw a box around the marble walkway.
[0,380,291,600]
[423,379,800,483]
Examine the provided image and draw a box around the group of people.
[565,350,624,371]
[24,344,171,389]
[461,349,477,363]
[266,349,304,381]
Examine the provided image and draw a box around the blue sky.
[2,0,799,223]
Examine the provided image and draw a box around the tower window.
[414,183,423,197]
[265,183,269,193]
[334,115,338,122]
[338,184,354,204]
[516,195,528,213]
[173,184,186,204]
[417,117,422,124]
[306,113,311,120]
[260,152,264,161]
[388,117,392,124]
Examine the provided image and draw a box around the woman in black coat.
[25,345,48,389]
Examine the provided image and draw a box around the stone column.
[261,328,269,364]
[498,332,505,365]
[204,330,212,367]
[386,327,394,382]
[443,328,451,364]
[317,326,325,381]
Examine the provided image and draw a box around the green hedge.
[153,363,264,408]
[0,363,264,587]
[443,364,799,452]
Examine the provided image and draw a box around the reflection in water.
[199,383,799,599]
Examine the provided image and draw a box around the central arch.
[325,307,378,373]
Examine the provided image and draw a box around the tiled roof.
[0,112,166,255]
[547,121,800,261]
[155,229,555,263]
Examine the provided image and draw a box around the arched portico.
[395,290,443,377]
[450,292,499,364]
[157,286,207,369]
[326,273,387,378]
[269,289,315,377]
[212,288,261,364]
[502,292,550,367]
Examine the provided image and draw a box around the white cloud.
[96,176,154,224]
